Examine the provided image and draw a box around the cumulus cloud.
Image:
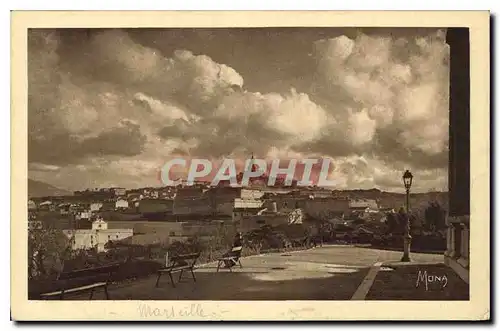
[308,30,449,171]
[83,30,244,116]
[28,28,450,192]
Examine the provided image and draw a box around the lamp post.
[401,170,413,262]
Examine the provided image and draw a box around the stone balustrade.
[444,215,469,283]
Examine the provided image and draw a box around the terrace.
[47,246,464,301]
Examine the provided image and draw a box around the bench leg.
[104,285,110,300]
[178,269,184,282]
[155,272,162,288]
[216,260,222,272]
[168,272,176,288]
[190,268,196,282]
[60,290,65,300]
[89,288,94,300]
[238,260,243,268]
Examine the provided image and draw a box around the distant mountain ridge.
[331,188,449,211]
[28,179,72,198]
[26,180,448,210]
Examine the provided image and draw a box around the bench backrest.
[166,252,200,269]
[58,263,122,281]
[229,246,243,258]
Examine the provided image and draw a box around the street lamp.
[401,169,413,262]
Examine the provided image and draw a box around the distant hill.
[28,179,72,198]
[331,188,449,211]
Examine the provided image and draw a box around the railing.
[444,215,469,283]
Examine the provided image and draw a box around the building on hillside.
[379,207,396,214]
[76,210,92,220]
[262,192,300,211]
[348,199,379,219]
[172,186,265,217]
[90,202,103,212]
[349,199,379,210]
[38,200,54,211]
[56,203,71,215]
[69,203,88,214]
[219,189,265,218]
[214,195,264,217]
[205,187,264,202]
[304,197,350,220]
[263,194,349,220]
[111,187,126,197]
[238,199,304,233]
[127,192,143,201]
[299,188,334,198]
[232,198,265,223]
[63,218,133,253]
[172,186,211,215]
[115,198,129,210]
[28,199,37,211]
[28,217,43,230]
[140,188,159,199]
[74,210,94,229]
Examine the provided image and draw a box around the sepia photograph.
[11,10,490,321]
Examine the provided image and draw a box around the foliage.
[385,212,400,234]
[352,218,366,226]
[424,201,447,231]
[375,203,447,252]
[28,225,73,280]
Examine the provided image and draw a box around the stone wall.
[444,27,470,284]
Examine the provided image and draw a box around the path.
[67,246,457,300]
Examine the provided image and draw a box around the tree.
[28,225,72,280]
[385,212,400,234]
[396,208,410,235]
[409,212,423,235]
[424,202,447,232]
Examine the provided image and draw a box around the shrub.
[27,221,315,295]
[28,226,72,280]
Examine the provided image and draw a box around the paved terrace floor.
[68,246,458,300]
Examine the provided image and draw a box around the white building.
[28,199,37,211]
[115,199,129,210]
[111,187,127,197]
[76,211,91,220]
[63,218,133,253]
[38,200,54,211]
[349,199,379,211]
[90,202,103,212]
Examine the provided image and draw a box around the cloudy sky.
[28,27,450,193]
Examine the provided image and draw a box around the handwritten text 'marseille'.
[138,303,225,320]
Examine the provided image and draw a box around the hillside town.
[28,177,448,253]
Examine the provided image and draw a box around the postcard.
[11,10,490,321]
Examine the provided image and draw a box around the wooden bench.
[216,246,243,272]
[39,263,121,300]
[155,252,200,288]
